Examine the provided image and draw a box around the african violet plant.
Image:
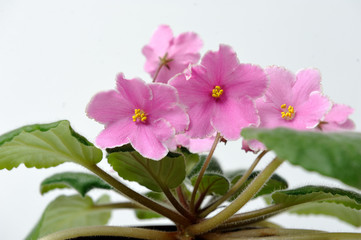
[1,25,361,240]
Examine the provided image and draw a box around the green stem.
[200,150,268,217]
[39,226,175,240]
[93,201,146,210]
[86,164,190,226]
[186,157,283,236]
[190,132,221,212]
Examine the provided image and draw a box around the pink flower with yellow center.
[170,45,268,140]
[256,66,331,129]
[142,25,203,83]
[86,73,189,160]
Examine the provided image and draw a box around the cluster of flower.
[86,25,354,160]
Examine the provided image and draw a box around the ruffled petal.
[168,32,203,59]
[264,66,295,107]
[212,97,258,140]
[129,119,174,160]
[256,99,287,128]
[186,101,216,138]
[116,73,151,108]
[324,104,354,124]
[86,90,131,124]
[95,118,135,148]
[293,69,322,105]
[224,63,268,99]
[143,25,172,58]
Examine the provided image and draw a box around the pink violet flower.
[318,103,355,131]
[166,134,215,153]
[86,73,189,160]
[142,25,203,83]
[170,45,268,140]
[244,66,331,152]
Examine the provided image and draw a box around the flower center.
[212,86,224,98]
[280,104,296,120]
[132,109,147,122]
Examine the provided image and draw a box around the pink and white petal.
[257,100,288,128]
[242,139,266,153]
[116,74,152,108]
[212,97,258,140]
[264,66,295,106]
[142,46,159,74]
[168,32,203,57]
[201,45,240,86]
[147,83,179,110]
[129,119,174,160]
[186,102,216,138]
[294,93,331,129]
[154,60,189,83]
[144,25,173,57]
[324,104,354,124]
[95,118,135,148]
[160,105,189,133]
[86,90,131,124]
[293,69,322,105]
[224,64,268,99]
[188,136,215,153]
[170,72,212,107]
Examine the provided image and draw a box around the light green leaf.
[241,128,361,189]
[0,120,103,170]
[271,186,361,226]
[191,173,230,196]
[25,194,111,239]
[135,192,166,220]
[107,144,186,192]
[40,172,112,196]
[228,170,288,200]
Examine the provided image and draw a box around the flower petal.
[116,73,151,108]
[129,119,174,160]
[212,97,258,140]
[186,101,216,138]
[293,68,322,105]
[143,25,173,59]
[95,118,135,148]
[168,32,203,60]
[86,90,130,124]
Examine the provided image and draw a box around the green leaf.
[190,173,230,196]
[25,194,111,239]
[228,170,288,200]
[107,146,186,192]
[177,147,200,175]
[241,128,361,189]
[188,155,223,179]
[40,172,112,196]
[135,192,166,220]
[271,186,361,226]
[0,120,103,170]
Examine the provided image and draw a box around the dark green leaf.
[25,194,111,239]
[190,173,230,196]
[135,192,166,220]
[242,128,361,189]
[40,172,112,196]
[0,120,103,170]
[271,186,361,226]
[177,147,200,175]
[108,149,186,192]
[188,155,223,179]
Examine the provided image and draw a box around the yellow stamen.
[212,86,224,98]
[280,104,295,120]
[132,109,147,122]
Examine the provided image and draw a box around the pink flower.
[142,25,203,83]
[256,66,331,129]
[170,45,268,140]
[86,73,189,160]
[318,104,355,131]
[244,67,331,153]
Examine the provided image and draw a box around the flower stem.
[176,186,189,209]
[86,164,190,226]
[39,226,175,240]
[92,201,146,210]
[186,157,283,236]
[190,132,221,213]
[199,150,268,217]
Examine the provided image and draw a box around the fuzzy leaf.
[228,170,288,200]
[25,194,111,239]
[188,155,223,179]
[0,120,103,170]
[135,192,166,220]
[191,173,230,196]
[242,128,361,189]
[271,186,361,226]
[177,147,200,175]
[107,145,186,192]
[40,172,112,196]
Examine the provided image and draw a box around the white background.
[1,0,361,239]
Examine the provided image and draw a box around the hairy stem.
[86,164,190,225]
[186,157,283,235]
[190,132,221,212]
[200,150,268,217]
[93,201,146,210]
[39,226,175,240]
